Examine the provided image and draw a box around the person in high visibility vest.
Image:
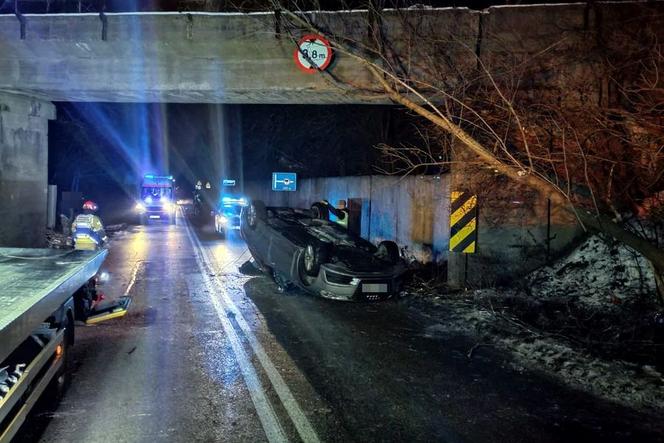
[321,199,349,229]
[72,200,107,251]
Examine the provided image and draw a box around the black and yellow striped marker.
[449,191,478,253]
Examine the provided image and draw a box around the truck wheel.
[246,200,267,229]
[46,315,73,402]
[377,240,400,264]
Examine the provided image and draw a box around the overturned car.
[240,200,407,301]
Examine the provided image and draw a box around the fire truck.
[135,174,176,225]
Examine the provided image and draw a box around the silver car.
[241,200,407,301]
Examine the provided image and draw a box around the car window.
[142,187,173,199]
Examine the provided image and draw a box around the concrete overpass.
[0,9,478,104]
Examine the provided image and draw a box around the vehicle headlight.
[135,203,146,213]
[217,215,228,224]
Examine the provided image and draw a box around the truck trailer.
[0,247,126,442]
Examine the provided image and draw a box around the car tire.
[310,202,329,220]
[302,241,330,277]
[377,240,400,264]
[247,200,267,229]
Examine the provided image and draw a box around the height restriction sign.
[293,34,333,74]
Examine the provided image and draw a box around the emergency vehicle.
[135,174,176,224]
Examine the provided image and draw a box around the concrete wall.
[245,175,450,263]
[0,92,55,247]
[247,172,581,285]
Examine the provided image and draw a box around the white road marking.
[183,218,321,443]
[185,269,287,443]
[123,261,142,297]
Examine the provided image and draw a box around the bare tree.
[271,1,664,294]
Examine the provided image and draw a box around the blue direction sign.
[272,172,297,191]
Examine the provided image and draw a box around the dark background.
[47,103,423,222]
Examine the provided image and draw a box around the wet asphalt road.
[15,215,664,442]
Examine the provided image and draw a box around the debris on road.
[46,229,72,249]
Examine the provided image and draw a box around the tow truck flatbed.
[0,247,108,364]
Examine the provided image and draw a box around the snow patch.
[527,235,656,307]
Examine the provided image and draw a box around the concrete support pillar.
[0,92,55,247]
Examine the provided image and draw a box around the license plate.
[149,215,160,219]
[362,283,388,293]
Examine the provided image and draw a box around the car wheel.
[302,242,329,277]
[247,200,267,229]
[377,240,400,264]
[310,202,329,220]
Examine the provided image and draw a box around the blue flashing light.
[145,174,155,179]
[221,195,248,207]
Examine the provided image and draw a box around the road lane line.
[184,250,288,442]
[184,219,321,443]
[123,260,142,297]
